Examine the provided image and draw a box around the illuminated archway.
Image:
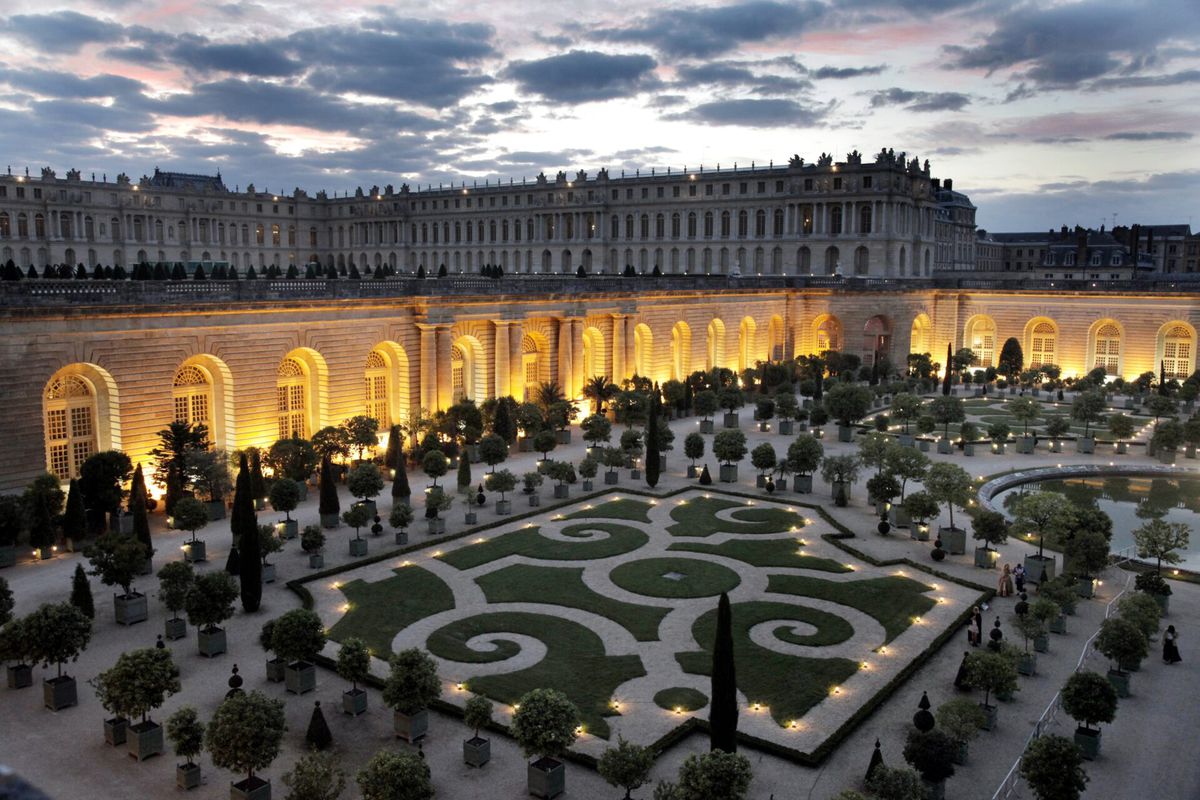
[1086,320,1124,377]
[1023,317,1059,370]
[706,318,726,370]
[633,323,653,380]
[738,317,757,372]
[1157,321,1196,380]
[671,321,692,381]
[812,314,842,355]
[909,313,933,357]
[964,315,997,368]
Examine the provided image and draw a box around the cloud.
[167,35,303,77]
[671,98,831,127]
[869,87,971,112]
[674,62,812,94]
[505,51,659,103]
[2,11,124,53]
[812,65,887,79]
[0,68,147,99]
[596,1,825,58]
[1087,69,1200,91]
[1104,131,1193,141]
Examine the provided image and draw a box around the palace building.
[0,155,1197,493]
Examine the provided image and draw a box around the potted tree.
[713,429,747,483]
[91,647,181,760]
[820,454,860,506]
[487,469,517,515]
[545,461,576,499]
[774,393,799,435]
[578,455,599,491]
[26,602,92,710]
[1011,491,1074,584]
[902,729,956,800]
[598,737,654,800]
[718,388,742,429]
[1116,593,1162,652]
[169,496,210,564]
[786,434,823,494]
[754,398,775,432]
[1012,612,1043,675]
[580,414,612,456]
[344,415,380,464]
[1095,616,1148,697]
[533,430,558,465]
[865,473,899,518]
[517,403,544,451]
[188,448,232,521]
[929,395,965,454]
[157,561,194,641]
[1072,389,1106,453]
[1133,519,1190,600]
[184,571,239,657]
[695,390,719,434]
[751,442,777,489]
[424,486,452,532]
[824,383,873,442]
[915,413,936,451]
[547,400,577,445]
[206,690,287,800]
[1043,415,1070,454]
[935,698,986,765]
[85,532,150,625]
[1150,418,1185,463]
[348,463,385,519]
[987,421,1011,454]
[964,650,1017,730]
[959,421,979,456]
[1063,527,1110,599]
[337,637,371,716]
[1009,397,1040,453]
[258,523,283,584]
[924,462,972,554]
[902,491,938,542]
[1134,570,1173,615]
[463,694,494,768]
[268,479,301,540]
[1019,735,1089,800]
[1039,574,1078,618]
[601,447,625,485]
[479,433,510,473]
[891,392,922,446]
[1060,670,1117,760]
[0,614,34,689]
[356,751,431,800]
[512,688,579,800]
[343,503,372,556]
[300,525,325,569]
[390,502,414,546]
[383,648,441,743]
[810,406,830,439]
[261,619,285,683]
[620,429,644,478]
[522,471,545,506]
[1108,413,1134,456]
[884,446,929,528]
[166,706,205,790]
[270,608,325,695]
[684,433,705,479]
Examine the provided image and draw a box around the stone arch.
[767,315,785,361]
[1086,319,1124,377]
[797,246,811,274]
[367,342,413,431]
[707,318,726,370]
[854,245,869,276]
[824,245,840,275]
[738,316,757,372]
[812,313,842,354]
[863,315,891,365]
[1156,321,1196,380]
[42,364,121,479]
[964,314,997,368]
[174,355,235,453]
[277,348,328,439]
[451,335,486,403]
[582,326,606,380]
[671,321,692,381]
[909,313,933,357]
[520,331,551,401]
[1023,317,1059,369]
[633,323,653,379]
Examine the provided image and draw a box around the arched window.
[854,246,869,275]
[1163,325,1193,379]
[277,358,308,439]
[797,246,811,274]
[0,212,9,238]
[173,365,212,431]
[859,206,872,234]
[704,212,714,238]
[625,215,634,239]
[773,208,784,237]
[44,375,96,479]
[256,224,265,245]
[655,214,664,239]
[737,210,748,238]
[755,209,766,237]
[521,335,540,401]
[34,214,46,239]
[1029,321,1056,369]
[815,316,841,353]
[671,213,680,239]
[640,214,649,240]
[720,211,731,238]
[1092,324,1121,375]
[825,246,840,275]
[830,206,843,235]
[365,351,389,427]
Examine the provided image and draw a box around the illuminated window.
[1163,326,1193,379]
[44,375,96,478]
[451,346,466,403]
[522,335,539,401]
[277,358,307,439]
[1092,324,1121,374]
[172,365,211,431]
[364,351,389,427]
[1030,322,1056,369]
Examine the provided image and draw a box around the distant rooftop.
[145,168,227,193]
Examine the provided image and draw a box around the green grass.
[327,566,456,657]
[654,687,708,712]
[676,601,859,727]
[426,611,645,738]
[609,557,742,599]
[475,564,669,641]
[668,538,851,573]
[563,497,653,523]
[440,522,649,570]
[667,497,805,538]
[766,574,936,644]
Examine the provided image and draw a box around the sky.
[0,0,1198,231]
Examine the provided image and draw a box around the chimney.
[944,179,953,191]
[931,178,941,190]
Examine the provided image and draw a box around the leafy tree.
[712,430,747,465]
[935,698,986,747]
[883,445,928,501]
[512,688,579,760]
[1095,616,1148,672]
[865,766,925,800]
[694,390,719,421]
[544,460,576,487]
[184,571,239,633]
[342,504,372,538]
[206,690,288,787]
[533,429,558,461]
[902,491,939,526]
[684,432,705,467]
[336,638,372,694]
[157,561,194,623]
[1008,397,1040,436]
[820,453,861,488]
[284,751,346,800]
[69,563,94,619]
[389,502,414,533]
[1071,390,1108,437]
[1145,394,1179,423]
[268,479,301,523]
[998,337,1023,379]
[166,707,205,768]
[78,450,133,535]
[485,469,517,501]
[85,532,148,597]
[710,592,738,753]
[266,438,319,483]
[750,442,777,478]
[231,453,262,612]
[343,415,380,460]
[619,428,644,462]
[1020,735,1088,800]
[1011,490,1077,558]
[478,433,510,472]
[1060,671,1117,733]
[91,646,181,723]
[889,393,922,434]
[188,449,232,504]
[1116,593,1161,641]
[823,383,873,428]
[1062,527,1110,579]
[964,650,1017,708]
[171,496,209,544]
[929,395,965,440]
[300,525,325,554]
[422,451,448,487]
[382,648,441,716]
[464,694,494,740]
[670,751,752,800]
[312,426,351,462]
[318,455,340,517]
[924,462,973,529]
[357,750,433,800]
[347,463,385,503]
[270,609,327,665]
[24,602,92,678]
[1133,518,1190,572]
[902,729,956,784]
[786,435,824,476]
[151,421,208,515]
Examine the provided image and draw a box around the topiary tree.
[343,415,380,461]
[965,650,1017,709]
[998,337,1023,380]
[266,437,318,483]
[485,469,517,502]
[902,491,939,529]
[712,429,747,465]
[865,766,925,800]
[25,602,92,679]
[669,751,753,800]
[157,561,194,624]
[1019,734,1089,800]
[710,591,738,753]
[684,432,705,468]
[336,637,371,693]
[902,728,956,786]
[464,693,493,741]
[283,751,346,800]
[1116,592,1161,641]
[356,750,433,800]
[318,455,340,520]
[1133,518,1190,572]
[69,563,94,619]
[884,446,929,501]
[1060,670,1117,734]
[1011,490,1076,560]
[750,442,777,479]
[85,532,148,598]
[342,503,372,539]
[206,690,287,792]
[1071,390,1107,438]
[348,462,385,505]
[786,434,824,477]
[1008,397,1040,436]
[598,736,654,800]
[270,609,327,666]
[91,646,181,725]
[923,462,973,529]
[512,687,579,762]
[79,450,133,535]
[382,648,441,716]
[929,395,965,441]
[231,453,262,612]
[935,698,986,750]
[183,571,239,634]
[268,479,301,523]
[422,451,448,488]
[166,706,205,770]
[478,433,509,472]
[694,390,719,422]
[823,383,873,429]
[1094,616,1148,673]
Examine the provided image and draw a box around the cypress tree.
[249,449,266,504]
[325,264,337,279]
[70,563,94,619]
[286,264,299,279]
[391,447,410,500]
[171,263,186,280]
[437,264,447,278]
[373,265,385,279]
[62,478,87,544]
[228,265,239,279]
[25,265,37,280]
[232,453,262,612]
[942,342,952,396]
[710,592,738,753]
[193,264,206,280]
[318,455,340,517]
[457,453,472,494]
[305,263,317,279]
[699,464,713,485]
[494,399,516,444]
[383,425,401,471]
[306,700,332,750]
[349,264,361,279]
[246,266,257,280]
[645,390,661,488]
[417,265,426,279]
[225,544,241,575]
[130,464,153,560]
[26,494,54,554]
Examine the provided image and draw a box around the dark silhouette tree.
[710,592,738,753]
[70,563,95,619]
[942,342,953,396]
[645,390,661,488]
[232,454,261,612]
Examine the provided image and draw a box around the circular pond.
[990,470,1200,571]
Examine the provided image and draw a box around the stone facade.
[1,275,1198,491]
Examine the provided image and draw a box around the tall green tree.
[645,390,662,488]
[942,342,952,396]
[151,421,208,515]
[129,464,153,560]
[710,592,738,753]
[998,337,1023,380]
[391,448,411,500]
[69,563,94,619]
[318,455,340,517]
[62,478,87,543]
[232,453,261,612]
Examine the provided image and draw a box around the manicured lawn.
[440,522,649,570]
[667,496,805,537]
[766,574,935,644]
[654,686,708,712]
[426,611,646,738]
[668,538,851,573]
[563,497,653,523]
[475,564,669,641]
[677,600,859,727]
[328,566,456,657]
[609,557,742,599]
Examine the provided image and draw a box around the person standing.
[1013,563,1026,593]
[954,652,971,689]
[998,563,1014,597]
[1164,625,1182,664]
[968,606,983,647]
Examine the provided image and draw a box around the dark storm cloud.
[167,35,303,77]
[1104,131,1193,141]
[596,1,825,58]
[869,88,971,112]
[0,68,147,99]
[812,65,887,79]
[671,98,831,127]
[505,51,660,103]
[2,10,124,53]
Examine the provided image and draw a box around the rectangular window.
[49,444,70,480]
[689,185,697,197]
[833,177,843,190]
[775,181,784,192]
[863,176,873,188]
[722,183,730,195]
[673,186,680,197]
[174,396,189,423]
[705,184,714,196]
[656,187,664,198]
[641,188,648,199]
[804,178,813,191]
[46,409,67,440]
[70,406,94,438]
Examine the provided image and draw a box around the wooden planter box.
[719,464,738,483]
[464,736,491,767]
[1075,577,1095,599]
[898,434,915,447]
[1017,436,1036,454]
[496,499,513,516]
[464,511,478,525]
[1023,554,1055,585]
[604,472,619,485]
[793,474,813,493]
[974,547,997,569]
[354,499,377,519]
[1033,633,1048,653]
[231,776,271,800]
[266,658,286,683]
[165,617,188,641]
[553,485,570,499]
[837,425,854,443]
[44,676,77,710]
[177,763,202,790]
[910,523,930,542]
[1115,441,1127,454]
[343,688,367,716]
[528,757,566,799]
[349,537,368,556]
[205,501,226,522]
[285,662,316,695]
[104,717,129,746]
[964,443,976,456]
[1077,437,1096,454]
[198,627,227,658]
[183,540,207,563]
[394,530,409,546]
[937,438,953,454]
[128,720,164,761]
[278,520,298,540]
[918,439,930,452]
[261,563,276,584]
[1074,727,1101,760]
[1107,669,1131,698]
[980,703,998,731]
[700,420,715,434]
[320,513,340,529]
[6,664,32,689]
[723,412,740,429]
[1049,614,1067,634]
[1048,440,1062,453]
[779,420,794,435]
[755,474,767,488]
[393,708,429,743]
[939,527,966,555]
[889,506,911,529]
[114,592,149,626]
[308,553,324,569]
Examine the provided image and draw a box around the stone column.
[612,314,626,383]
[435,326,453,411]
[624,316,636,381]
[569,318,583,399]
[509,326,524,400]
[556,318,572,393]
[417,324,437,413]
[493,321,512,399]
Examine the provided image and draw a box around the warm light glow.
[575,725,585,735]
[752,702,761,712]
[432,550,443,558]
[860,662,869,670]
[456,682,464,691]
[674,706,682,715]
[340,603,351,613]
[832,686,841,695]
